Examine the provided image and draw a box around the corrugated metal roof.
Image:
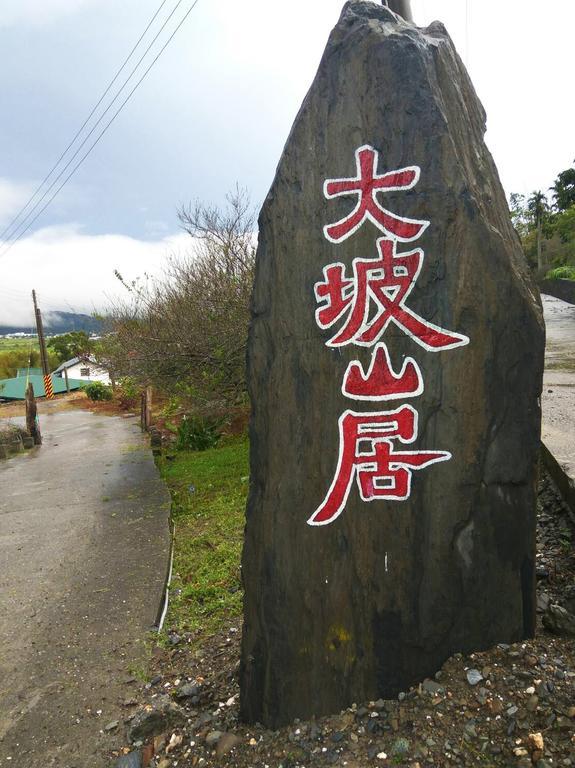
[0,375,87,400]
[53,357,81,374]
[16,367,43,377]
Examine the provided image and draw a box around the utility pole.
[384,0,413,22]
[32,289,54,399]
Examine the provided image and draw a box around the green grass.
[157,434,249,641]
[0,337,43,380]
[0,337,39,353]
[546,265,575,281]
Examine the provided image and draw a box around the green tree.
[509,192,529,239]
[551,161,575,212]
[552,205,575,245]
[46,331,91,364]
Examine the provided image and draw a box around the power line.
[0,283,78,304]
[0,287,67,310]
[0,0,172,244]
[0,0,197,258]
[0,0,191,251]
[0,0,196,263]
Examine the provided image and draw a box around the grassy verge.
[156,434,249,642]
[0,337,39,353]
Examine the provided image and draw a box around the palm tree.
[527,190,549,270]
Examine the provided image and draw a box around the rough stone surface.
[175,681,201,700]
[127,696,186,742]
[466,669,483,687]
[205,730,223,748]
[114,752,142,768]
[542,604,575,637]
[422,678,443,695]
[216,732,242,758]
[241,0,544,727]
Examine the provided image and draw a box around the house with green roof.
[0,374,87,401]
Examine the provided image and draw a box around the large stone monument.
[240,0,545,727]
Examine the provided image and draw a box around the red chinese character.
[314,263,353,328]
[323,145,429,243]
[308,406,451,526]
[342,343,423,400]
[314,237,469,351]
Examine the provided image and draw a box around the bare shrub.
[100,188,256,413]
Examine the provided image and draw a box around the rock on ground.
[127,696,187,743]
[112,470,575,768]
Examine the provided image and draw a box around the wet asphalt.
[541,293,575,482]
[0,409,171,768]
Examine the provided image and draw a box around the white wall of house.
[59,361,111,385]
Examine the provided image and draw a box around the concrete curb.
[539,280,575,306]
[541,441,575,525]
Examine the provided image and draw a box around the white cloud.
[0,224,189,326]
[0,0,102,27]
[0,178,38,229]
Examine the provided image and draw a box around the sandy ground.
[0,409,171,768]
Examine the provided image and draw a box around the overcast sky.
[0,0,573,326]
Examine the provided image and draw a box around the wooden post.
[140,386,153,431]
[25,382,42,445]
[64,368,70,394]
[145,386,153,431]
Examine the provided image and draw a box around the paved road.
[542,294,575,482]
[0,409,171,768]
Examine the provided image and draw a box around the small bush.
[176,415,222,452]
[546,265,575,281]
[84,381,113,401]
[116,377,140,410]
[0,424,28,445]
[160,396,181,419]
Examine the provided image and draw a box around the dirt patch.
[111,470,575,768]
[67,394,137,418]
[0,390,89,419]
[0,391,142,422]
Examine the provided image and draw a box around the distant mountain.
[0,312,103,336]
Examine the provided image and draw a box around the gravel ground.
[111,471,575,768]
